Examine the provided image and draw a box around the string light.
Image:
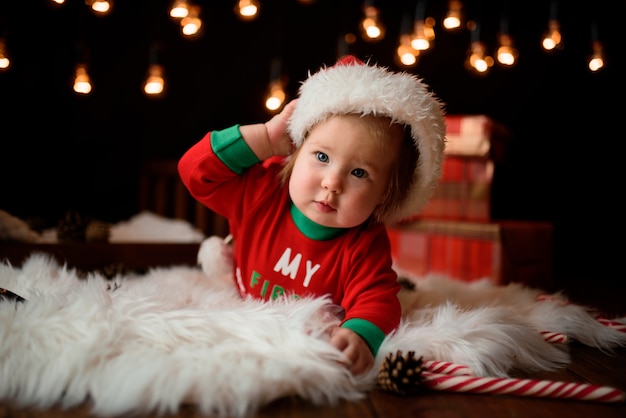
[265,58,286,112]
[465,22,493,74]
[5,2,611,99]
[235,0,260,21]
[396,13,418,67]
[180,4,202,36]
[144,43,166,97]
[73,63,92,94]
[410,2,431,52]
[169,0,190,19]
[86,0,113,16]
[496,16,517,67]
[0,38,10,71]
[443,0,463,31]
[144,64,165,96]
[587,21,605,72]
[360,1,385,42]
[542,1,562,51]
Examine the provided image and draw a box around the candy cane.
[422,360,473,376]
[540,331,569,344]
[596,317,626,333]
[421,372,625,403]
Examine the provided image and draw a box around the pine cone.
[377,350,424,396]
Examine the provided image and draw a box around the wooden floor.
[2,342,626,418]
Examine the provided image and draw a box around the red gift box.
[444,115,511,161]
[387,220,554,289]
[406,156,494,222]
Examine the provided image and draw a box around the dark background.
[1,1,623,297]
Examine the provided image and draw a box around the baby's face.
[289,114,400,229]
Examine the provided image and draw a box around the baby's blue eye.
[316,152,329,163]
[352,168,366,178]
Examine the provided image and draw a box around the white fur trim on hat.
[287,55,446,223]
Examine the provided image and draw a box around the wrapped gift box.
[387,220,554,290]
[444,114,511,161]
[411,156,494,222]
[405,115,511,223]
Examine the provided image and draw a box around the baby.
[178,55,446,375]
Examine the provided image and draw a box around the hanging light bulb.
[496,14,517,66]
[265,58,286,112]
[411,20,429,51]
[496,33,517,66]
[144,64,165,96]
[86,0,113,16]
[0,38,11,71]
[443,0,463,30]
[397,34,418,67]
[587,41,604,72]
[542,1,562,51]
[588,21,605,72]
[360,1,385,42]
[465,22,493,74]
[235,0,260,21]
[73,63,92,94]
[467,41,492,73]
[181,5,202,36]
[51,0,66,5]
[410,2,432,51]
[265,80,286,112]
[396,13,418,67]
[144,43,166,97]
[542,19,561,50]
[169,0,190,19]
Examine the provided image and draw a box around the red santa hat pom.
[287,55,447,223]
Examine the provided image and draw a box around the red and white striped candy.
[596,317,626,332]
[421,372,625,403]
[423,360,473,376]
[540,331,569,344]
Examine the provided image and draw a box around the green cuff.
[211,124,260,174]
[341,318,386,357]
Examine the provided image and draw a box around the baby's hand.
[265,99,298,156]
[329,326,375,375]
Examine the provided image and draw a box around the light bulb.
[181,5,202,36]
[144,64,165,96]
[466,41,493,74]
[588,41,605,72]
[542,20,561,51]
[265,81,286,112]
[169,0,189,19]
[410,20,429,51]
[361,6,385,41]
[0,39,10,71]
[86,0,112,16]
[443,0,462,30]
[396,34,418,67]
[73,64,92,94]
[236,0,260,20]
[496,34,517,66]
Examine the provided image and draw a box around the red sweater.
[178,125,401,355]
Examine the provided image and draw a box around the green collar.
[290,202,347,240]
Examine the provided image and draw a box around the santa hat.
[287,55,447,223]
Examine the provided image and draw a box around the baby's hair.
[279,113,418,224]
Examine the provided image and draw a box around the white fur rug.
[1,237,625,417]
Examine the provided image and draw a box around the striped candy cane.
[422,360,473,376]
[421,372,625,403]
